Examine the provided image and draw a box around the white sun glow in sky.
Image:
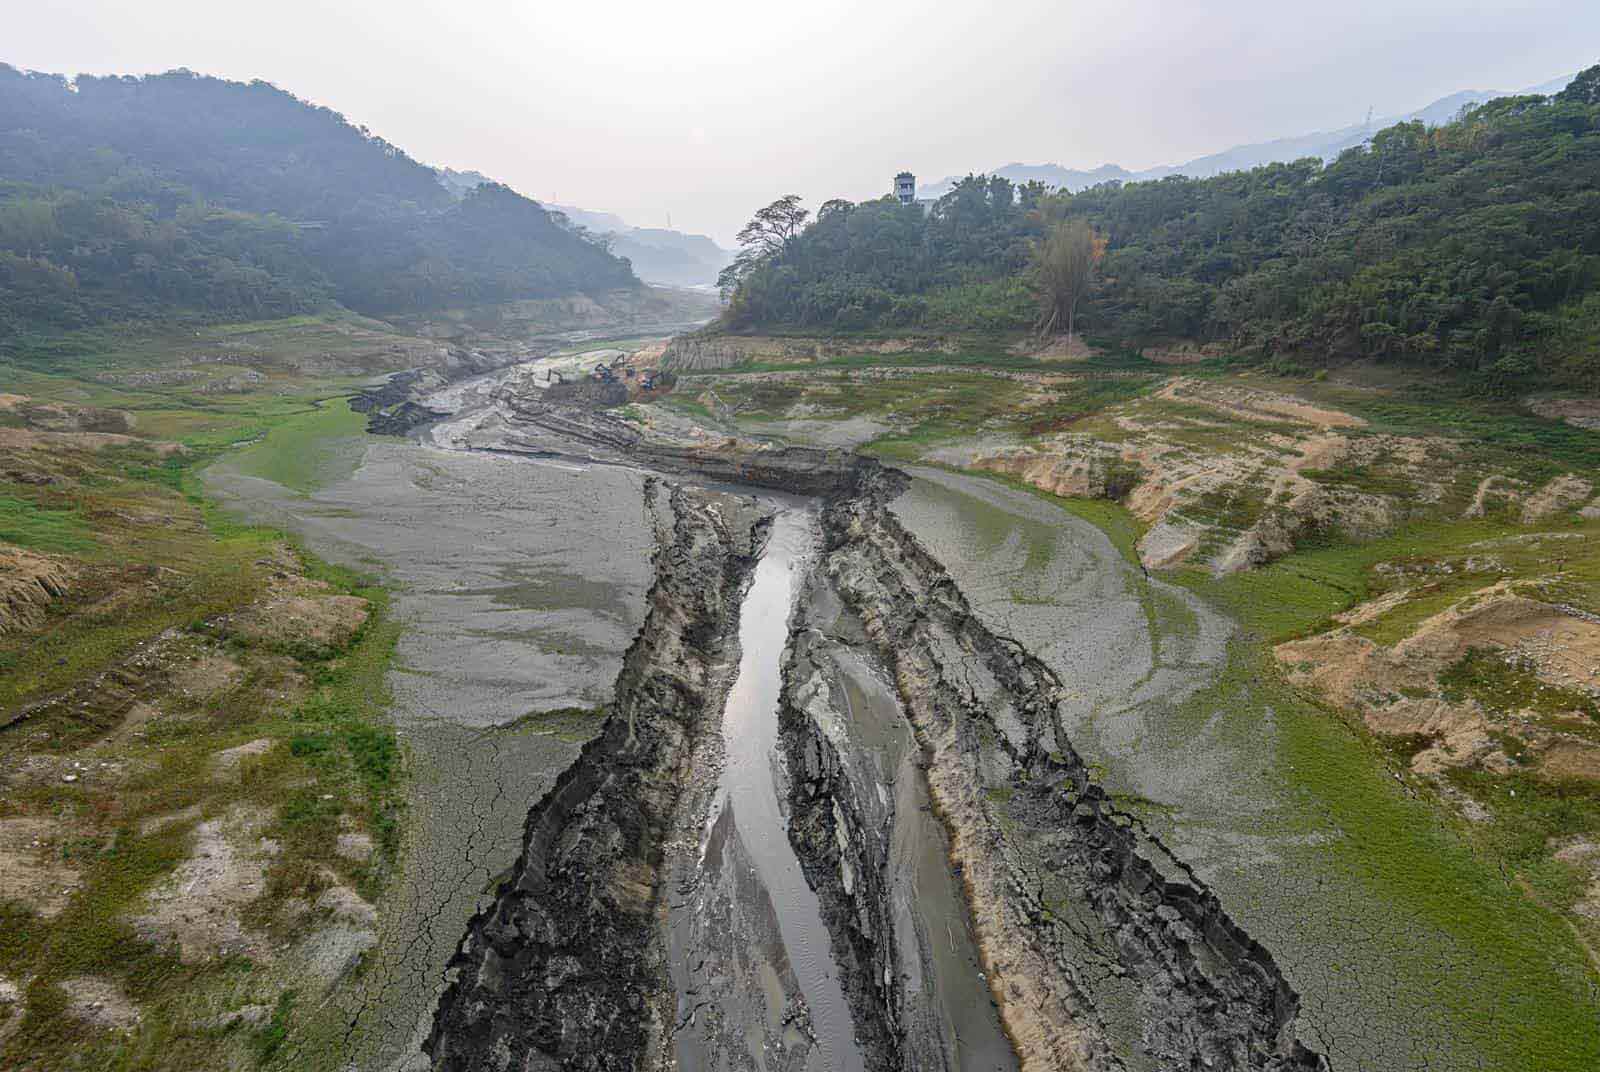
[9,0,1599,244]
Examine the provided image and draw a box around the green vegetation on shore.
[957,460,1600,1066]
[0,324,409,1071]
[719,64,1600,394]
[0,64,637,338]
[230,398,369,495]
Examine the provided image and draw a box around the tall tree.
[719,194,810,301]
[735,194,810,256]
[1032,218,1105,338]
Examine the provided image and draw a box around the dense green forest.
[0,66,637,337]
[722,64,1600,388]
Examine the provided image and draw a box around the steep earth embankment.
[778,462,1325,1071]
[426,481,770,1069]
[436,381,1329,1069]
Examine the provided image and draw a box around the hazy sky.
[9,1,1600,245]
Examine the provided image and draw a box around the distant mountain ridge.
[437,170,729,288]
[918,72,1577,197]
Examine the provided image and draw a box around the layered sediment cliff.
[780,463,1326,1070]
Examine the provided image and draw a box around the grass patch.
[229,398,367,494]
[504,706,609,744]
[0,320,414,1072]
[0,494,94,553]
[1439,648,1600,723]
[1196,639,1600,1067]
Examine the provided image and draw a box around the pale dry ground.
[933,376,1599,574]
[1279,583,1600,779]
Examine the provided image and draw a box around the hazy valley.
[3,43,1600,1072]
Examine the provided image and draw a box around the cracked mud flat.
[205,437,658,1070]
[886,467,1551,1069]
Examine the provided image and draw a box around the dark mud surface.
[428,482,772,1070]
[666,509,867,1072]
[783,569,1017,1072]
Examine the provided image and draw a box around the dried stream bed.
[205,354,1463,1071]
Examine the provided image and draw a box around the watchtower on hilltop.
[894,171,916,205]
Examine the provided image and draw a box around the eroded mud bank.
[664,509,868,1072]
[427,480,771,1069]
[777,465,1323,1071]
[424,389,1329,1070]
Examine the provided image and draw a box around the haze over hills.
[545,201,731,289]
[438,168,730,289]
[0,67,639,335]
[917,72,1578,198]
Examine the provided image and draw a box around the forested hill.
[722,64,1600,390]
[0,66,637,336]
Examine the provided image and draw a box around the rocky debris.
[212,1002,274,1030]
[803,464,1326,1071]
[545,377,629,408]
[661,333,956,372]
[134,807,276,963]
[336,831,375,863]
[1137,341,1230,365]
[1527,396,1600,430]
[1552,837,1600,922]
[426,482,771,1071]
[495,385,883,497]
[213,738,275,775]
[0,975,21,1045]
[1013,332,1104,362]
[194,370,267,394]
[215,573,368,659]
[168,651,246,700]
[2,626,184,736]
[1521,474,1595,522]
[0,816,81,918]
[1,398,137,434]
[0,543,73,636]
[60,976,142,1031]
[352,366,472,434]
[924,375,1595,576]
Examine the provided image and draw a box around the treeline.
[723,64,1600,387]
[0,66,636,336]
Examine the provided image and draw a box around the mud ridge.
[425,479,771,1071]
[782,462,1329,1070]
[427,388,1328,1070]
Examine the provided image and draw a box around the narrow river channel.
[671,507,867,1072]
